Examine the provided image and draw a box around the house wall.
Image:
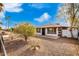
[36,27,59,37]
[36,27,78,38]
[45,28,58,36]
[36,28,42,35]
[62,29,78,38]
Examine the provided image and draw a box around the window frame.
[47,27,56,34]
[36,28,41,33]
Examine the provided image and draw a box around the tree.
[14,23,36,42]
[0,3,3,12]
[9,27,14,32]
[0,27,2,30]
[0,3,3,29]
[0,21,3,30]
[0,21,2,25]
[57,3,79,38]
[0,3,3,51]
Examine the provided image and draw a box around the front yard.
[0,32,79,56]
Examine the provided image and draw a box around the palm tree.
[0,3,3,28]
[0,3,3,29]
[0,3,3,51]
[0,3,3,12]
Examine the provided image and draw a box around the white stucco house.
[36,24,78,38]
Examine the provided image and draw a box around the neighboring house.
[36,24,78,38]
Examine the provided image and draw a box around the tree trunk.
[77,29,79,40]
[70,29,74,38]
[24,36,28,43]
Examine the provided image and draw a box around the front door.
[42,28,45,35]
[58,28,62,37]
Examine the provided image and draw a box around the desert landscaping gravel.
[0,32,79,56]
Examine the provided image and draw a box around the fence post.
[0,34,7,56]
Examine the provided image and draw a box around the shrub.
[14,23,36,42]
[9,27,14,32]
[0,27,2,30]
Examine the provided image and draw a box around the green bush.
[0,27,2,30]
[14,23,36,42]
[9,28,14,32]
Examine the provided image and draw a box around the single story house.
[36,24,78,38]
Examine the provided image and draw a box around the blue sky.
[1,3,64,28]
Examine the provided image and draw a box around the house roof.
[37,24,68,28]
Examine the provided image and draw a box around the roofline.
[36,26,69,28]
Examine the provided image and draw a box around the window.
[36,28,41,33]
[47,28,56,34]
[62,27,68,30]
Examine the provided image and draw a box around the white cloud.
[34,13,51,22]
[4,3,23,12]
[0,3,23,18]
[28,4,50,9]
[1,25,6,29]
[0,11,5,18]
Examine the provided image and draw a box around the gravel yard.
[0,32,79,56]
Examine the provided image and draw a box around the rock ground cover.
[0,31,79,56]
